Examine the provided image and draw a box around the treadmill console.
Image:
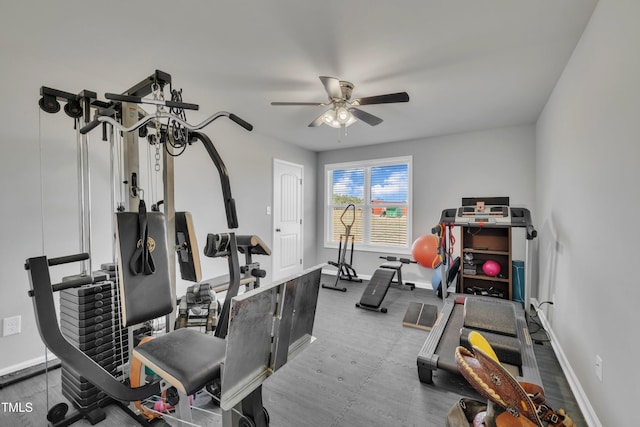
[455,205,511,225]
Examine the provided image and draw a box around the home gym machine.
[26,255,324,427]
[415,198,540,387]
[322,203,362,292]
[27,70,316,427]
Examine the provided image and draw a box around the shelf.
[463,248,509,256]
[461,273,509,283]
[460,226,512,300]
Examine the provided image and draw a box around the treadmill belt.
[436,303,519,377]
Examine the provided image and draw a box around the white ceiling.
[1,0,598,152]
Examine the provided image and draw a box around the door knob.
[276,228,281,232]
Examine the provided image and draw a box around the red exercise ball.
[411,235,442,269]
[482,260,501,277]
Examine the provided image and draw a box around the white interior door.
[272,159,303,281]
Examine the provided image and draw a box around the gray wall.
[536,1,639,425]
[172,124,317,296]
[316,125,536,287]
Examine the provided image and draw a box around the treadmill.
[416,198,539,385]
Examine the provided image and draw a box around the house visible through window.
[325,156,412,252]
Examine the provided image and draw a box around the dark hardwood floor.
[0,275,585,426]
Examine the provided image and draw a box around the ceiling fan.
[271,76,409,128]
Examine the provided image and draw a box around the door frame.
[272,158,304,281]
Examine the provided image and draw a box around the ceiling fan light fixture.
[323,109,336,124]
[336,106,350,123]
[323,108,356,128]
[321,106,356,128]
[272,76,405,129]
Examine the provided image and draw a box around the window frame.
[324,156,413,254]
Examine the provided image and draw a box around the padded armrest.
[236,235,272,256]
[201,276,256,293]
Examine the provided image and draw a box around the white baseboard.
[531,298,602,427]
[321,268,432,289]
[0,352,59,377]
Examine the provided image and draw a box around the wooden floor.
[0,275,586,426]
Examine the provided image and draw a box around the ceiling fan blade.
[308,110,329,127]
[351,108,383,126]
[319,76,343,100]
[271,101,326,106]
[354,91,409,106]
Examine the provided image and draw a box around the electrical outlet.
[595,355,603,382]
[3,315,21,336]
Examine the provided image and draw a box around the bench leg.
[175,391,193,426]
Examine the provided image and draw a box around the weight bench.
[378,256,416,291]
[355,257,417,313]
[416,295,541,386]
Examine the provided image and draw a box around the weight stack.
[59,280,127,412]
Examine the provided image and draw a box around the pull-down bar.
[79,110,253,135]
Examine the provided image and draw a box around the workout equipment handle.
[191,132,239,229]
[51,273,109,293]
[251,268,267,278]
[378,255,416,264]
[229,113,254,131]
[526,225,537,240]
[25,252,89,270]
[204,233,231,257]
[510,207,538,240]
[105,93,200,110]
[26,253,110,297]
[522,209,538,240]
[79,111,253,135]
[79,118,101,135]
[340,204,357,228]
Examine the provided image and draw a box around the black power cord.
[528,301,554,344]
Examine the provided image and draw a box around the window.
[325,156,412,252]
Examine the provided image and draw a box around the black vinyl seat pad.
[133,328,226,395]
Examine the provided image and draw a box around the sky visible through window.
[332,164,408,203]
